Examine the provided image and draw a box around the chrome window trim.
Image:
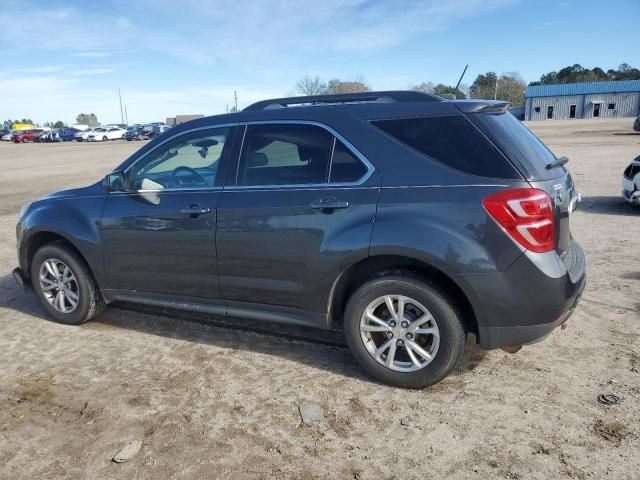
[121,120,375,193]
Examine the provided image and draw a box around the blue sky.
[0,0,638,125]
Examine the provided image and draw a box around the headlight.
[19,202,32,219]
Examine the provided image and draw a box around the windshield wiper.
[546,155,569,170]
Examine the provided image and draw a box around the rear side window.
[471,112,561,180]
[237,124,333,186]
[372,115,520,179]
[236,124,370,186]
[330,141,368,183]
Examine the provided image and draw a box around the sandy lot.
[0,120,638,479]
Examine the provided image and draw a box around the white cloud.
[72,52,113,58]
[70,68,116,76]
[0,73,282,124]
[0,0,517,64]
[0,0,519,123]
[15,66,64,74]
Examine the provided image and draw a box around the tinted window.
[129,127,230,190]
[373,115,520,179]
[330,140,368,183]
[471,111,562,180]
[237,124,333,186]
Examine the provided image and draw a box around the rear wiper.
[546,155,569,170]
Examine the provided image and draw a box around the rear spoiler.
[453,100,511,114]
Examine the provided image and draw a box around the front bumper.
[12,267,30,290]
[622,174,640,205]
[463,240,587,349]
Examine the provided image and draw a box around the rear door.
[216,122,380,316]
[471,112,577,256]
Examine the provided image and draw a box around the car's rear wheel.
[102,135,108,141]
[30,242,105,325]
[343,275,465,388]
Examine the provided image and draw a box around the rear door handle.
[180,205,211,216]
[310,198,350,211]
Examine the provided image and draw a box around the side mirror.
[103,171,127,192]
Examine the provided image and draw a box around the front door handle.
[310,198,350,211]
[180,205,211,216]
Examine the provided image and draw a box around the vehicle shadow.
[579,195,639,217]
[0,273,487,385]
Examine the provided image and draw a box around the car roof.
[165,91,509,137]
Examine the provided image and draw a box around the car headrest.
[248,152,268,167]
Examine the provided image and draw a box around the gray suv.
[13,91,586,388]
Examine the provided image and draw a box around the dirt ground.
[0,119,638,479]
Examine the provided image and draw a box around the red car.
[11,129,44,143]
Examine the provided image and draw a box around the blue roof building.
[524,80,640,121]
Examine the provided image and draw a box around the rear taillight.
[483,188,555,253]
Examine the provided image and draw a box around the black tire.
[102,135,108,141]
[30,241,105,325]
[343,274,466,389]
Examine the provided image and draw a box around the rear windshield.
[372,115,521,179]
[471,112,564,180]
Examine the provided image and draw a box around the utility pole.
[124,106,128,125]
[494,76,498,101]
[118,89,124,124]
[234,91,238,112]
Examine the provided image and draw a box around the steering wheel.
[170,166,208,188]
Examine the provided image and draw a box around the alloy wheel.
[360,294,440,372]
[38,258,80,314]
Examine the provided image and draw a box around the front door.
[569,104,576,118]
[216,123,380,316]
[593,103,601,117]
[100,126,235,298]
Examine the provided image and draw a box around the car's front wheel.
[102,135,108,141]
[343,275,465,388]
[30,242,105,325]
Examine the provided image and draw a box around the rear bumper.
[477,273,585,348]
[462,240,587,349]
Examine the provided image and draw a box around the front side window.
[129,127,230,190]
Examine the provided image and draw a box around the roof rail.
[243,90,442,111]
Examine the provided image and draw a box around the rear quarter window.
[470,112,563,180]
[372,115,521,179]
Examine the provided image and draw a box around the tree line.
[294,63,638,108]
[530,63,640,86]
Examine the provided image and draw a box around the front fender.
[19,194,107,284]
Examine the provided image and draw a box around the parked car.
[148,124,171,138]
[11,129,44,143]
[124,125,147,141]
[0,128,11,139]
[1,131,14,141]
[633,117,640,132]
[35,130,53,142]
[75,128,99,142]
[52,127,81,142]
[87,127,126,142]
[12,91,586,388]
[622,155,640,205]
[142,122,164,136]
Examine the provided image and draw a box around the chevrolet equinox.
[13,91,586,388]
